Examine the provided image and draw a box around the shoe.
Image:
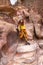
[25,41,30,45]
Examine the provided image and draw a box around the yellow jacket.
[18,25,26,31]
[20,25,26,30]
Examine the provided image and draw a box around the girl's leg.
[19,30,24,39]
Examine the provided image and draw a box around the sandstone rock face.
[13,44,37,65]
[38,40,43,49]
[29,9,43,39]
[0,5,43,65]
[0,19,16,50]
[0,0,10,5]
[34,22,43,38]
[17,43,37,53]
[25,22,34,40]
[0,19,18,65]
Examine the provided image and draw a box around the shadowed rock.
[0,20,16,50]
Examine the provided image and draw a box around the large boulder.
[34,21,43,38]
[38,55,43,65]
[0,19,18,65]
[29,9,43,38]
[25,22,34,40]
[0,20,16,50]
[13,43,38,65]
[38,40,43,49]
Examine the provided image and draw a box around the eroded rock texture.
[0,19,16,49]
[0,5,43,65]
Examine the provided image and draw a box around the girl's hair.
[18,20,21,24]
[21,21,24,25]
[18,19,24,25]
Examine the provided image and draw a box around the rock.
[25,22,34,40]
[0,5,43,65]
[13,43,38,64]
[38,40,43,49]
[29,9,43,38]
[13,44,37,65]
[17,43,37,53]
[12,61,37,65]
[14,52,36,63]
[0,19,16,50]
[13,16,23,25]
[34,23,43,38]
[29,9,41,22]
[38,55,43,65]
[1,56,8,65]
